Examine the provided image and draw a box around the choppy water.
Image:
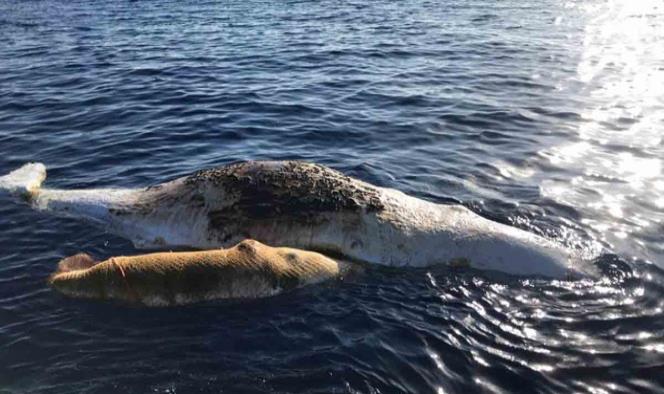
[1,0,663,392]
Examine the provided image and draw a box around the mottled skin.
[117,161,388,255]
[50,239,347,306]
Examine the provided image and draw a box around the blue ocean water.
[1,0,663,392]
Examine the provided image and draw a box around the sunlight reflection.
[643,343,664,353]
[538,0,664,261]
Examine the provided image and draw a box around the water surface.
[1,0,663,392]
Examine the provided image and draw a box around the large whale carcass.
[0,161,586,278]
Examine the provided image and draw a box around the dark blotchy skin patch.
[184,161,384,228]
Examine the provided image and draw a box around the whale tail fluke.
[0,162,47,200]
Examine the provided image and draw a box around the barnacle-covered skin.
[185,161,385,220]
[19,160,582,277]
[180,161,385,248]
[49,240,347,306]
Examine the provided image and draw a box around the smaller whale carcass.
[50,239,350,306]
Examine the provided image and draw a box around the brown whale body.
[49,240,346,306]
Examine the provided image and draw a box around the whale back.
[155,161,388,249]
[93,161,390,252]
[185,161,384,221]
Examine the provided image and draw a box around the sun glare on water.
[538,0,664,262]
